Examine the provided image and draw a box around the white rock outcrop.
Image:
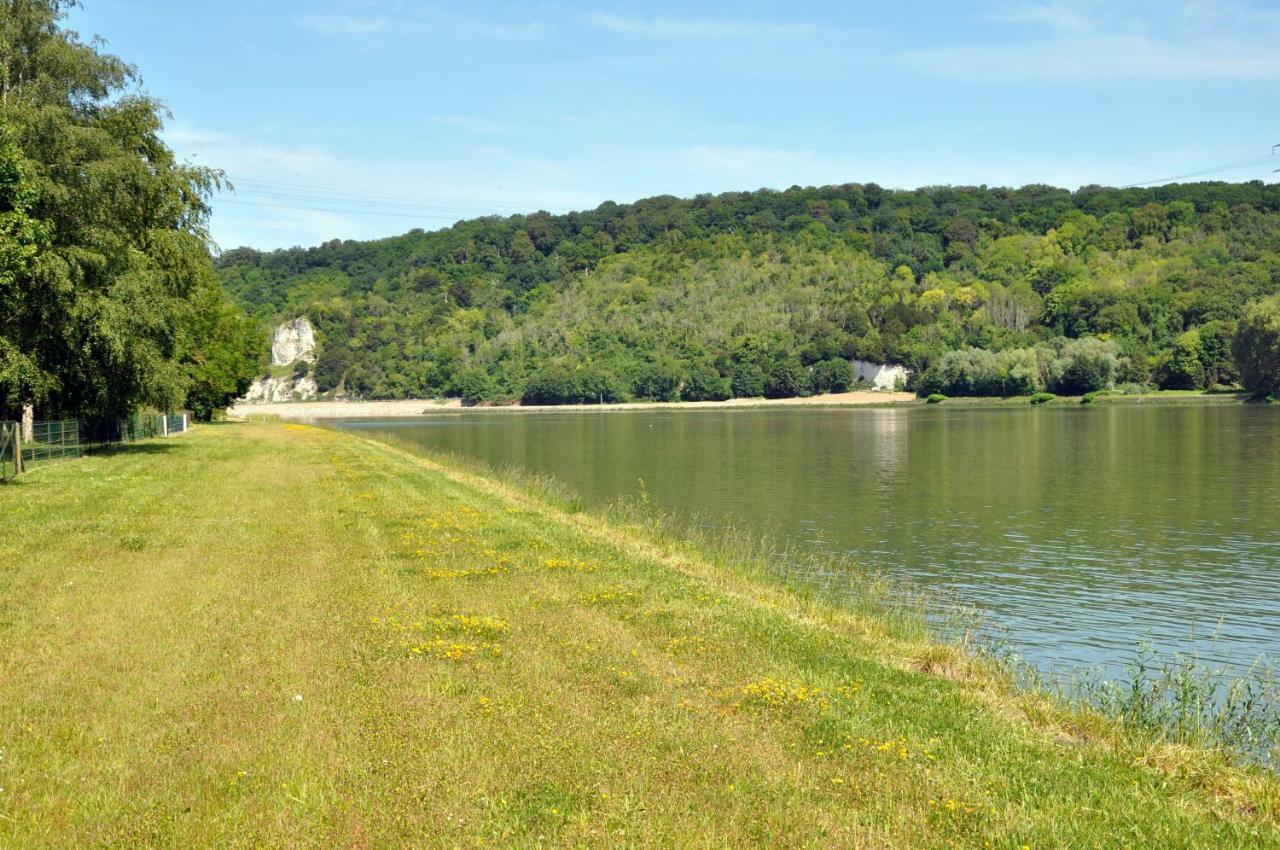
[241,373,319,403]
[241,317,320,403]
[270,317,317,366]
[852,360,910,391]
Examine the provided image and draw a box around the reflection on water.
[335,405,1280,679]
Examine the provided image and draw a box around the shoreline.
[228,390,918,419]
[227,389,1257,420]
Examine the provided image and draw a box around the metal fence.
[0,413,190,480]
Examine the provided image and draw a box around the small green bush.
[1081,391,1097,404]
[1030,392,1056,405]
[925,393,947,404]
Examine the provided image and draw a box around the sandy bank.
[229,391,918,420]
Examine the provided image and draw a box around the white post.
[20,404,33,442]
[182,413,189,433]
[162,415,168,437]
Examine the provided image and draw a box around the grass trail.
[0,423,1276,848]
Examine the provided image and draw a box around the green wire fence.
[0,413,190,480]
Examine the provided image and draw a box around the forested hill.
[216,181,1280,403]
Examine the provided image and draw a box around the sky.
[68,1,1280,251]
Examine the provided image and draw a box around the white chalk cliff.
[241,317,320,403]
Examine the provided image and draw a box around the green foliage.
[521,364,625,405]
[925,393,947,404]
[681,361,731,401]
[0,0,262,418]
[1049,337,1119,395]
[810,358,853,394]
[182,289,264,421]
[763,359,808,399]
[1233,295,1280,395]
[630,360,683,402]
[1029,392,1056,405]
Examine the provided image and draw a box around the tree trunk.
[20,404,33,442]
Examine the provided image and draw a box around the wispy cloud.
[901,34,1280,80]
[296,14,391,36]
[904,2,1280,81]
[992,2,1095,33]
[587,12,833,39]
[295,6,544,40]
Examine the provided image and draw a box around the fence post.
[162,415,168,437]
[14,425,22,476]
[182,413,189,433]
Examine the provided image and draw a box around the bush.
[763,360,808,399]
[810,358,853,394]
[452,366,493,405]
[728,362,765,398]
[682,362,731,401]
[918,347,1039,397]
[1081,391,1098,404]
[631,360,683,402]
[1049,337,1118,395]
[926,393,947,404]
[1030,392,1056,405]
[521,364,625,405]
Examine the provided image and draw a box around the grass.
[0,423,1277,848]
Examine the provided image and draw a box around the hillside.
[216,182,1280,403]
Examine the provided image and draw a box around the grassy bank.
[0,424,1277,848]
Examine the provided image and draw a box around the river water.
[333,404,1280,680]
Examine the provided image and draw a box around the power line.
[1119,154,1276,189]
[217,198,467,221]
[224,175,558,213]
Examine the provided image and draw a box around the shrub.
[682,362,731,401]
[728,362,765,398]
[521,364,625,405]
[764,360,809,399]
[1081,391,1098,404]
[810,358,853,394]
[1030,392,1056,405]
[1048,337,1118,395]
[631,360,683,402]
[926,393,947,404]
[452,366,493,405]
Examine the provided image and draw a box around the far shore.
[228,390,918,419]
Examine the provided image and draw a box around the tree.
[810,358,853,394]
[0,123,49,412]
[1234,296,1280,395]
[0,0,258,417]
[681,362,730,401]
[1160,328,1205,390]
[182,289,263,420]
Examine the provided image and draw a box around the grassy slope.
[0,424,1276,849]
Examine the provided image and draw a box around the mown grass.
[0,423,1277,848]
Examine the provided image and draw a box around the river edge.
[2,423,1276,844]
[228,389,1257,420]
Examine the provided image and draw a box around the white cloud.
[900,33,1280,80]
[993,2,1095,32]
[588,12,833,39]
[296,14,390,36]
[294,6,544,40]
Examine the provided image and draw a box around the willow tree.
[0,0,260,418]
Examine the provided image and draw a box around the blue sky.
[69,1,1280,250]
